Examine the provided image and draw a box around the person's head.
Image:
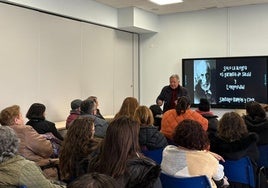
[195,60,211,90]
[169,74,180,89]
[198,98,210,112]
[94,116,140,178]
[245,101,266,119]
[149,104,163,117]
[175,96,191,115]
[218,112,248,142]
[87,96,99,107]
[0,126,19,163]
[134,105,154,126]
[80,99,97,115]
[71,99,82,111]
[26,103,46,120]
[60,116,96,180]
[0,105,24,125]
[67,173,120,188]
[173,119,210,150]
[114,97,139,119]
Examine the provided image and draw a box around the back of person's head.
[26,103,46,120]
[115,97,139,118]
[134,105,154,126]
[0,105,20,125]
[0,126,19,163]
[245,101,266,120]
[60,116,95,180]
[67,173,120,188]
[94,116,140,178]
[169,74,179,80]
[87,96,98,105]
[198,98,210,112]
[80,99,96,115]
[175,96,191,115]
[149,104,163,117]
[71,99,82,110]
[218,112,248,142]
[173,119,209,150]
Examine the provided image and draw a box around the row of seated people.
[1,94,268,187]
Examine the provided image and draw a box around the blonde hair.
[0,105,20,125]
[134,106,154,126]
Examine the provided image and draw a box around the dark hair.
[26,103,46,120]
[80,99,95,115]
[218,112,248,142]
[149,105,163,117]
[59,116,98,180]
[89,116,140,178]
[198,98,210,112]
[245,101,266,120]
[67,173,120,188]
[175,96,191,115]
[173,119,210,150]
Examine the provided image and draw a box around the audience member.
[87,96,105,120]
[243,101,268,145]
[196,98,218,135]
[87,116,162,188]
[149,104,163,130]
[80,99,108,138]
[209,112,267,187]
[59,117,100,184]
[113,97,139,119]
[0,126,65,188]
[134,105,168,151]
[67,173,120,188]
[0,105,57,179]
[66,99,82,129]
[156,74,188,113]
[161,96,208,140]
[26,103,63,141]
[161,119,228,188]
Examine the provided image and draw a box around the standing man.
[156,74,189,113]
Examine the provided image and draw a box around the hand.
[208,151,225,162]
[157,99,163,106]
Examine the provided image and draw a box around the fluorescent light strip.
[149,0,183,5]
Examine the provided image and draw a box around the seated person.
[0,126,65,188]
[0,105,57,179]
[113,97,139,119]
[87,96,105,120]
[196,98,218,135]
[134,105,168,151]
[149,104,163,130]
[67,173,119,188]
[161,119,228,188]
[66,99,82,129]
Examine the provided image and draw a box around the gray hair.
[170,74,180,81]
[0,126,19,163]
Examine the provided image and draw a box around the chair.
[141,148,163,165]
[220,157,255,188]
[160,173,211,188]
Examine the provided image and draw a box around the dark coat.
[26,118,63,141]
[243,115,268,145]
[156,85,188,113]
[139,126,168,151]
[200,112,218,135]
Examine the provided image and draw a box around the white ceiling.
[95,0,268,15]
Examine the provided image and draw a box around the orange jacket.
[161,109,208,140]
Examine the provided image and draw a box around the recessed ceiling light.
[149,0,183,5]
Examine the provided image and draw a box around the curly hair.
[0,126,19,163]
[173,119,210,150]
[218,112,248,142]
[26,103,46,120]
[134,105,154,126]
[0,105,20,125]
[59,116,99,180]
[175,96,191,116]
[114,97,139,119]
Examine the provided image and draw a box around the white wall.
[140,4,268,116]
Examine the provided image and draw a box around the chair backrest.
[141,148,163,165]
[160,173,211,188]
[220,156,255,188]
[258,145,268,167]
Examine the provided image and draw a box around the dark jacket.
[139,126,168,151]
[243,115,268,145]
[196,110,218,135]
[117,156,162,188]
[26,118,63,141]
[156,85,188,113]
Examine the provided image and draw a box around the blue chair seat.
[141,148,163,165]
